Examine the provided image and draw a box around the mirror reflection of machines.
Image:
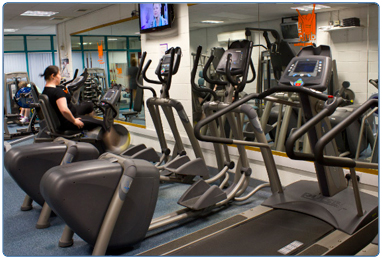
[144,45,377,256]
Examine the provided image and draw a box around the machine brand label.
[301,192,343,208]
[278,240,303,255]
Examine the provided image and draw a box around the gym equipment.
[142,45,377,256]
[39,40,271,255]
[87,67,108,95]
[121,47,210,183]
[4,137,99,228]
[356,235,378,255]
[121,87,144,122]
[35,80,130,155]
[3,73,40,140]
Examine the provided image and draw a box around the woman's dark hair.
[40,65,59,81]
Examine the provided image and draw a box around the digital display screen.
[139,3,170,33]
[294,61,317,73]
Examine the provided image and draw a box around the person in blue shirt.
[151,3,168,27]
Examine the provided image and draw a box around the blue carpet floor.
[3,138,271,256]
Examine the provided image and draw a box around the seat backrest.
[39,94,62,134]
[31,83,45,121]
[133,87,143,112]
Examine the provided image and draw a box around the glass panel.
[83,36,104,50]
[107,37,127,50]
[4,36,24,51]
[72,52,84,75]
[27,52,53,91]
[129,37,141,49]
[84,51,107,71]
[4,53,27,74]
[26,36,51,51]
[54,52,59,66]
[53,36,58,51]
[108,51,128,88]
[71,36,82,51]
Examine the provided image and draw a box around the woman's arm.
[56,97,84,129]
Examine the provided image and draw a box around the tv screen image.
[280,22,299,42]
[139,3,171,33]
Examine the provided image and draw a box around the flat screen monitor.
[139,3,173,33]
[280,22,299,43]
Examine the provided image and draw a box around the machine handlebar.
[191,46,218,100]
[314,98,378,169]
[137,52,157,97]
[194,86,330,144]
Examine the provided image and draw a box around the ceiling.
[3,3,373,36]
[3,3,113,34]
[188,3,372,30]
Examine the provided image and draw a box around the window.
[4,36,24,51]
[129,37,141,49]
[108,37,127,50]
[82,36,104,50]
[71,37,82,50]
[26,36,51,51]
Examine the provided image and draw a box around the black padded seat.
[38,94,84,139]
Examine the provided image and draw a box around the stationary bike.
[35,71,130,155]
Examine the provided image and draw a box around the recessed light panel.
[4,28,19,32]
[201,20,224,24]
[21,10,59,17]
[291,5,330,11]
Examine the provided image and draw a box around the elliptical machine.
[122,47,211,183]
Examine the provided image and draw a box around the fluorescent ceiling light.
[291,5,330,11]
[4,28,19,32]
[21,10,58,17]
[108,38,118,41]
[201,20,224,24]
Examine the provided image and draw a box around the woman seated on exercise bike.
[41,65,121,150]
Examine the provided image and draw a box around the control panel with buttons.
[279,55,332,92]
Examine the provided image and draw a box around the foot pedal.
[131,147,160,163]
[122,144,160,163]
[121,144,147,156]
[161,155,191,179]
[178,179,227,210]
[165,158,209,179]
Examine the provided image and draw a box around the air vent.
[75,9,88,12]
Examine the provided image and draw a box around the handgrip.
[246,60,256,83]
[203,55,226,86]
[314,98,378,168]
[191,46,218,100]
[137,52,157,97]
[195,86,330,143]
[285,97,343,161]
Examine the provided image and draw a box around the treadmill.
[139,45,378,256]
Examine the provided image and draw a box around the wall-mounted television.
[139,3,173,33]
[280,22,299,43]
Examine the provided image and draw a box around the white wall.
[316,4,378,103]
[140,4,193,137]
